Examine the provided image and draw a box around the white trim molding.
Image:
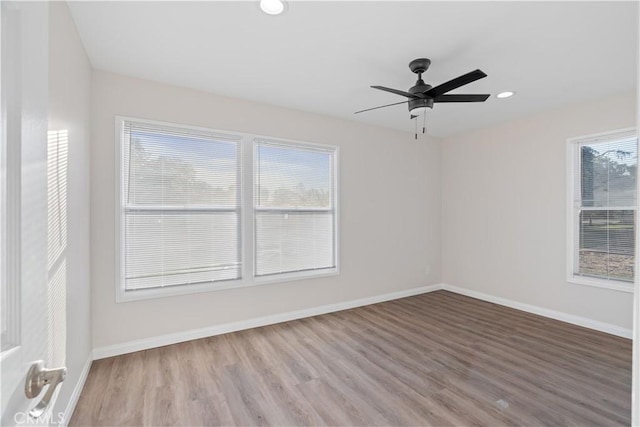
[442,284,632,339]
[93,283,632,360]
[632,13,640,425]
[59,356,93,427]
[93,284,443,359]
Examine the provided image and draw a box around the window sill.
[115,268,339,303]
[567,275,634,293]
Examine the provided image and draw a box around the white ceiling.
[68,1,638,137]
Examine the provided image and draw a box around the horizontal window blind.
[254,140,336,277]
[121,120,241,290]
[573,130,637,282]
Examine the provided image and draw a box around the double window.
[568,128,637,291]
[117,117,338,301]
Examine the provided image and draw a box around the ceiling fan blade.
[371,86,424,99]
[354,100,409,114]
[425,69,487,98]
[434,94,490,103]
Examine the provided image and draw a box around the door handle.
[24,360,66,418]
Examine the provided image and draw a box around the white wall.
[442,91,636,330]
[48,1,92,419]
[90,71,442,349]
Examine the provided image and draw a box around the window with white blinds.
[569,128,637,288]
[120,119,242,293]
[254,140,337,277]
[117,117,339,300]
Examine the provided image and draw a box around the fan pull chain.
[414,116,418,140]
[422,112,426,134]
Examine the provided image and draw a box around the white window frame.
[566,127,637,293]
[1,21,21,353]
[115,116,339,302]
[253,138,338,279]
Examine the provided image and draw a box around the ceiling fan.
[355,58,490,120]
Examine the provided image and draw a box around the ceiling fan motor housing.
[409,79,434,111]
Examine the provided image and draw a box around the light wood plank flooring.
[70,291,632,426]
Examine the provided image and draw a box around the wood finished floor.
[70,291,632,426]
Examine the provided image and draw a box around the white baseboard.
[93,282,631,360]
[442,284,633,339]
[93,283,443,359]
[59,355,92,427]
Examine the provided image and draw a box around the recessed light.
[497,91,515,99]
[260,0,287,15]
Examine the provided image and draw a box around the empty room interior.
[1,1,640,426]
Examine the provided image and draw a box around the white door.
[1,2,64,425]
